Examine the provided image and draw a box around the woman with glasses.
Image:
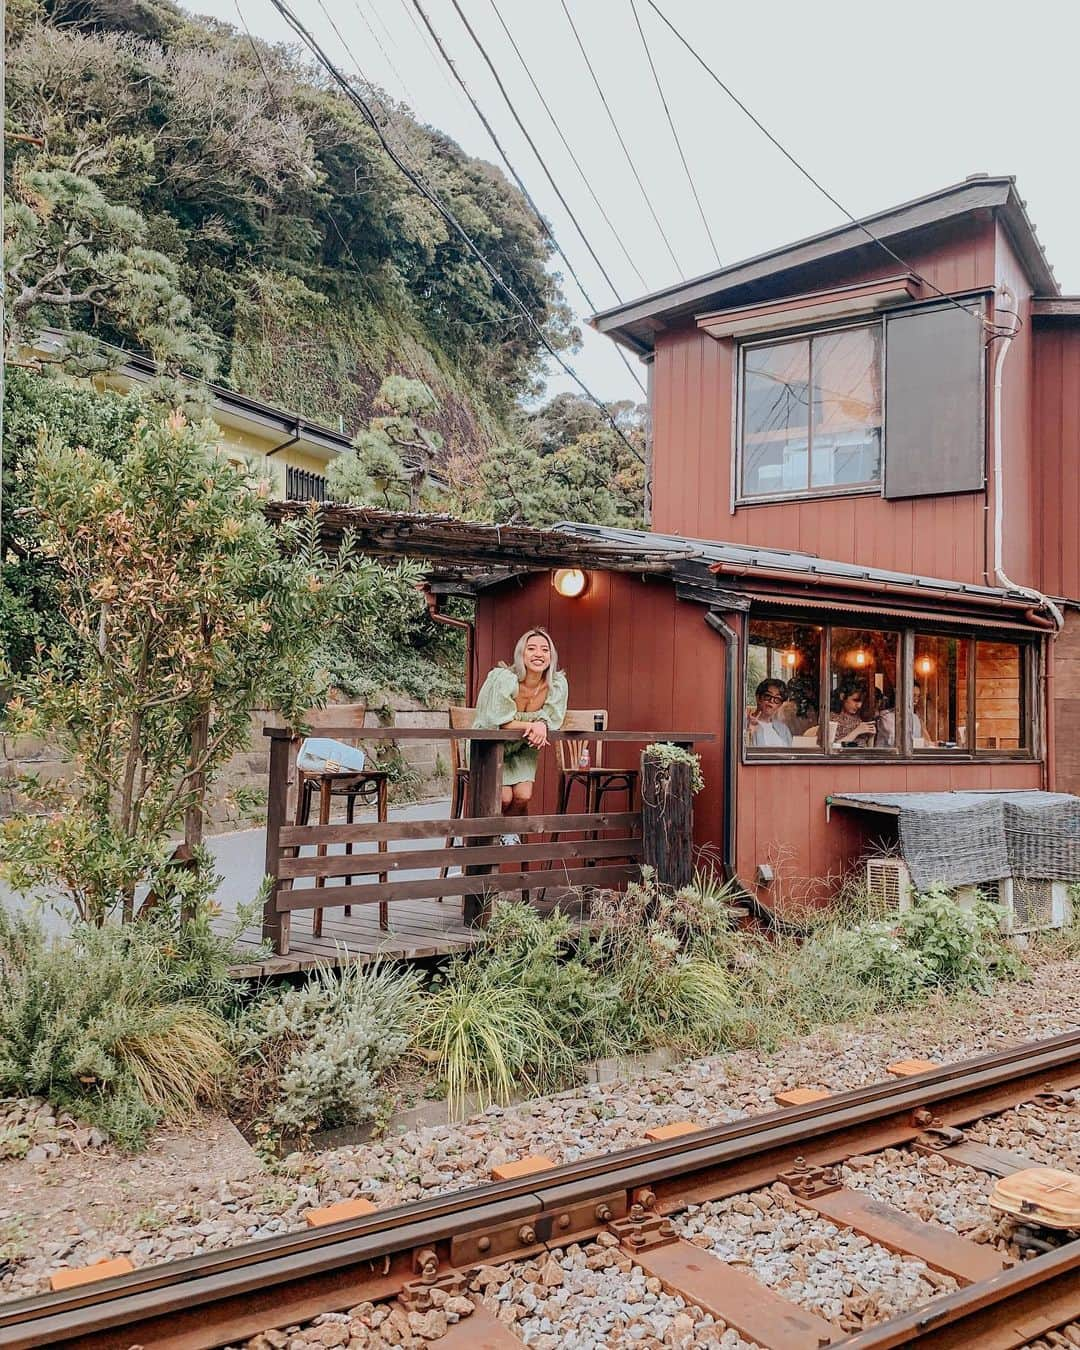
[746,678,793,747]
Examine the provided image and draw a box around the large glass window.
[975,641,1025,750]
[913,634,968,749]
[746,621,1033,759]
[827,627,899,753]
[745,620,822,750]
[740,324,882,499]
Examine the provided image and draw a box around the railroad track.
[2,1030,1080,1350]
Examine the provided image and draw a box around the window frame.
[735,317,886,505]
[742,612,1039,765]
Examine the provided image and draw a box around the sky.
[189,0,1080,406]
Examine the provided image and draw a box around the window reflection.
[913,635,968,749]
[740,325,882,498]
[827,628,898,752]
[745,620,821,750]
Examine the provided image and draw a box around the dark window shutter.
[883,302,985,498]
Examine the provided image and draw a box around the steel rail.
[2,1030,1079,1350]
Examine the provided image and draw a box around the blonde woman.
[473,628,568,844]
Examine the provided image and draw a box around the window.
[746,619,1034,759]
[913,635,968,749]
[286,466,328,502]
[745,620,822,750]
[740,324,882,499]
[975,641,1025,750]
[827,627,899,753]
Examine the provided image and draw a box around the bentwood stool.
[440,706,475,880]
[293,707,390,935]
[555,709,639,817]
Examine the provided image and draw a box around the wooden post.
[463,738,504,927]
[263,731,293,956]
[640,750,693,890]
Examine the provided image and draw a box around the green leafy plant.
[898,884,1025,992]
[0,906,236,1149]
[0,411,375,921]
[643,743,705,794]
[233,959,422,1139]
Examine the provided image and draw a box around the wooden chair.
[439,706,475,881]
[293,706,390,935]
[556,709,639,815]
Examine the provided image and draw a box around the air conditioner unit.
[865,858,912,918]
[994,877,1072,934]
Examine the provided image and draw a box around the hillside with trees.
[4,0,578,447]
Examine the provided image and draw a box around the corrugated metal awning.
[746,592,1042,632]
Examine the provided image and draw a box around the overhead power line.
[266,0,646,464]
[558,0,684,280]
[420,0,646,393]
[487,0,650,293]
[645,0,1010,336]
[629,0,721,268]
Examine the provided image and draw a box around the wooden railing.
[261,726,713,955]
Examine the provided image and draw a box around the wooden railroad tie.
[490,1154,557,1182]
[774,1087,832,1107]
[49,1256,135,1291]
[304,1196,378,1227]
[644,1120,701,1142]
[886,1057,942,1077]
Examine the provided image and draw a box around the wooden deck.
[211,800,593,977]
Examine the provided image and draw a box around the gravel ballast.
[3,956,1079,1302]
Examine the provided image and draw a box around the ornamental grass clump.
[0,906,234,1149]
[234,959,422,1139]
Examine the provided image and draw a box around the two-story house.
[470,174,1080,914]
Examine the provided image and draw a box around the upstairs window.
[740,324,882,499]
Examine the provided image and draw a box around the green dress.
[472,666,569,786]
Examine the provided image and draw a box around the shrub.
[0,906,235,1148]
[898,884,1025,992]
[234,960,421,1138]
[416,957,568,1117]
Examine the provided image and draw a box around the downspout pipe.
[265,420,302,459]
[704,609,805,935]
[990,284,1064,789]
[422,585,475,705]
[703,610,738,880]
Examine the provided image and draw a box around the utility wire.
[559,0,684,280]
[266,0,646,465]
[629,0,721,268]
[424,0,646,392]
[487,0,650,293]
[645,0,1011,336]
[408,0,606,314]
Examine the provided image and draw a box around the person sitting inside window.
[746,678,792,748]
[829,681,878,749]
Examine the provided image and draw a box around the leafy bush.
[642,743,705,794]
[898,884,1025,992]
[234,960,421,1138]
[0,906,235,1148]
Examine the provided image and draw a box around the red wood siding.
[650,219,1003,584]
[1033,322,1080,600]
[473,573,727,848]
[736,758,1041,915]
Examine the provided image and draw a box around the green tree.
[0,409,381,922]
[3,166,215,375]
[327,375,443,512]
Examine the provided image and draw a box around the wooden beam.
[279,835,643,879]
[279,810,640,847]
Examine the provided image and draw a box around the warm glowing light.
[916,655,934,676]
[782,649,797,669]
[552,568,588,598]
[853,649,868,668]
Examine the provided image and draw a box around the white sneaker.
[500,833,522,846]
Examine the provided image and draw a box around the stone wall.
[0,695,452,834]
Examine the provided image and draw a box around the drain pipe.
[990,285,1064,788]
[704,611,739,881]
[422,585,475,704]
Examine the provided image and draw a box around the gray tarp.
[831,791,1080,891]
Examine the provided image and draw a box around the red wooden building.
[470,175,1080,915]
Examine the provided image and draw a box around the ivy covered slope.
[3,0,576,448]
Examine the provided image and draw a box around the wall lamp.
[552,568,589,598]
